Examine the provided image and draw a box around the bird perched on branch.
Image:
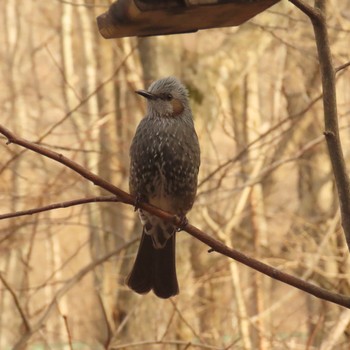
[127,76,200,298]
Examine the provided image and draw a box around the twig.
[320,309,350,350]
[0,272,31,333]
[96,293,113,350]
[0,195,119,220]
[110,339,223,350]
[335,60,350,73]
[288,0,322,21]
[169,299,205,343]
[56,303,74,350]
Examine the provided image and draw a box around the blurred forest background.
[1,0,350,349]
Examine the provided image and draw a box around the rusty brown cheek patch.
[171,99,184,116]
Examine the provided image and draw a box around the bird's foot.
[175,215,189,232]
[134,194,146,212]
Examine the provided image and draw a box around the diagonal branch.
[1,124,350,309]
[0,272,31,333]
[335,60,350,73]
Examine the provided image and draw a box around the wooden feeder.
[97,0,280,39]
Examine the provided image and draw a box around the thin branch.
[0,195,119,220]
[110,339,223,350]
[56,304,74,350]
[288,0,322,21]
[2,125,350,311]
[320,309,350,350]
[96,293,113,350]
[169,299,205,343]
[55,0,108,8]
[335,60,350,73]
[0,273,31,333]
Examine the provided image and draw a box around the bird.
[126,76,200,299]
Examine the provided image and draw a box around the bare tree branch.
[0,273,31,333]
[290,0,350,250]
[56,304,74,350]
[110,339,223,350]
[0,195,119,220]
[288,0,322,21]
[320,309,350,350]
[1,124,350,311]
[335,60,350,73]
[96,292,113,350]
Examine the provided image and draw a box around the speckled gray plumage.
[127,77,200,298]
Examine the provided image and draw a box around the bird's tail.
[126,229,179,299]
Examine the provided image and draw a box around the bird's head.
[136,77,190,118]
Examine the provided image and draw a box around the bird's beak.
[135,90,156,100]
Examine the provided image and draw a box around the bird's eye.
[165,93,173,101]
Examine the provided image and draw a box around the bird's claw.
[134,194,145,212]
[175,215,189,232]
